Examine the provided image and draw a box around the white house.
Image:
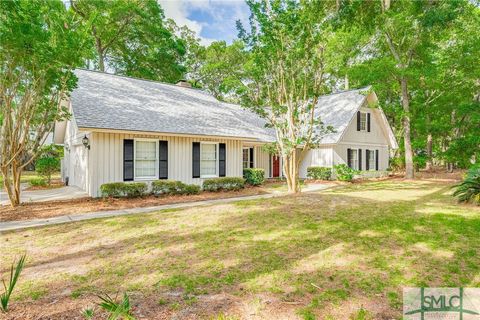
[54,69,397,197]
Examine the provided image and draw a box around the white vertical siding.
[87,132,244,197]
[254,146,271,177]
[333,144,389,171]
[298,147,334,178]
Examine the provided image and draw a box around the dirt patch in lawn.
[0,186,267,222]
[24,179,65,191]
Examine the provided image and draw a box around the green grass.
[0,171,60,185]
[2,180,479,319]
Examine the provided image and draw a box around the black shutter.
[347,148,352,168]
[357,111,361,131]
[366,150,370,171]
[249,147,254,168]
[358,149,362,171]
[192,142,200,178]
[159,140,168,179]
[367,113,371,132]
[375,149,379,171]
[123,139,134,181]
[219,143,226,177]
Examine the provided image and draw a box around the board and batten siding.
[254,146,271,177]
[333,144,389,171]
[88,132,243,197]
[298,147,334,179]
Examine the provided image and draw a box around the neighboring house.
[54,69,397,197]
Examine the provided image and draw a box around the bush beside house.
[202,177,245,191]
[152,180,201,195]
[306,167,332,180]
[333,164,357,182]
[100,182,148,198]
[243,168,265,185]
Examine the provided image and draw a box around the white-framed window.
[242,148,250,169]
[351,149,359,170]
[200,142,218,178]
[360,112,367,131]
[368,150,375,171]
[134,139,158,180]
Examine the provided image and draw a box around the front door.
[272,155,280,178]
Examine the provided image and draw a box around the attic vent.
[176,80,192,88]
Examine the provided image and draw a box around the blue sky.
[159,0,251,45]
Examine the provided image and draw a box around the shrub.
[306,167,332,180]
[151,180,201,195]
[452,164,480,204]
[29,177,47,187]
[203,177,245,192]
[100,182,147,198]
[35,157,60,185]
[333,164,357,182]
[243,168,265,185]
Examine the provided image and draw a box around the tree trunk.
[400,77,415,179]
[426,133,433,171]
[1,165,21,207]
[282,149,301,193]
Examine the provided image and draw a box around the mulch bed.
[0,186,268,222]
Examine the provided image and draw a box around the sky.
[158,0,251,45]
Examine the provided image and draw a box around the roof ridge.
[75,68,206,93]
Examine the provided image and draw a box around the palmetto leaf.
[0,254,26,312]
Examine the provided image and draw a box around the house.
[54,69,397,197]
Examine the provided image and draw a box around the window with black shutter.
[249,147,254,168]
[367,113,371,132]
[358,149,362,171]
[347,148,352,168]
[192,142,200,178]
[219,143,226,177]
[366,150,370,171]
[357,111,361,131]
[375,149,379,170]
[123,139,134,181]
[159,140,168,179]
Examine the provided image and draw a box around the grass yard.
[0,171,60,185]
[1,179,479,319]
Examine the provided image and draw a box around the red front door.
[272,155,280,177]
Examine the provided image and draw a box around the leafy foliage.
[202,177,245,192]
[151,180,201,196]
[29,177,47,187]
[306,167,332,181]
[452,164,480,204]
[1,255,26,312]
[243,168,265,186]
[96,292,136,320]
[100,182,147,198]
[333,164,357,182]
[35,157,60,185]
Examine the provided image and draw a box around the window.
[368,150,375,171]
[200,143,218,177]
[351,149,359,170]
[360,112,367,131]
[242,148,250,169]
[135,140,158,179]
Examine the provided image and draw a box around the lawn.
[1,179,479,319]
[0,171,60,185]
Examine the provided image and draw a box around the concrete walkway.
[0,185,88,205]
[0,184,333,233]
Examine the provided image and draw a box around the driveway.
[0,185,88,205]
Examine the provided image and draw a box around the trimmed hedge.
[306,167,332,180]
[243,168,265,186]
[152,180,201,195]
[100,182,147,198]
[333,164,357,182]
[203,177,245,192]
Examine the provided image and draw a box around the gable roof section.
[315,87,398,148]
[70,69,275,142]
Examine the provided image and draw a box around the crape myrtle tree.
[237,0,334,193]
[0,0,90,206]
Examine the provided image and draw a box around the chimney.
[176,80,192,88]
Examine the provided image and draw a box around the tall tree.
[71,0,186,82]
[0,0,90,206]
[238,0,332,193]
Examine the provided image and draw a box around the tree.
[238,0,332,193]
[35,157,60,185]
[71,0,186,82]
[0,0,89,206]
[336,0,471,177]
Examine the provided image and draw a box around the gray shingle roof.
[315,87,370,144]
[71,70,381,146]
[71,69,276,142]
